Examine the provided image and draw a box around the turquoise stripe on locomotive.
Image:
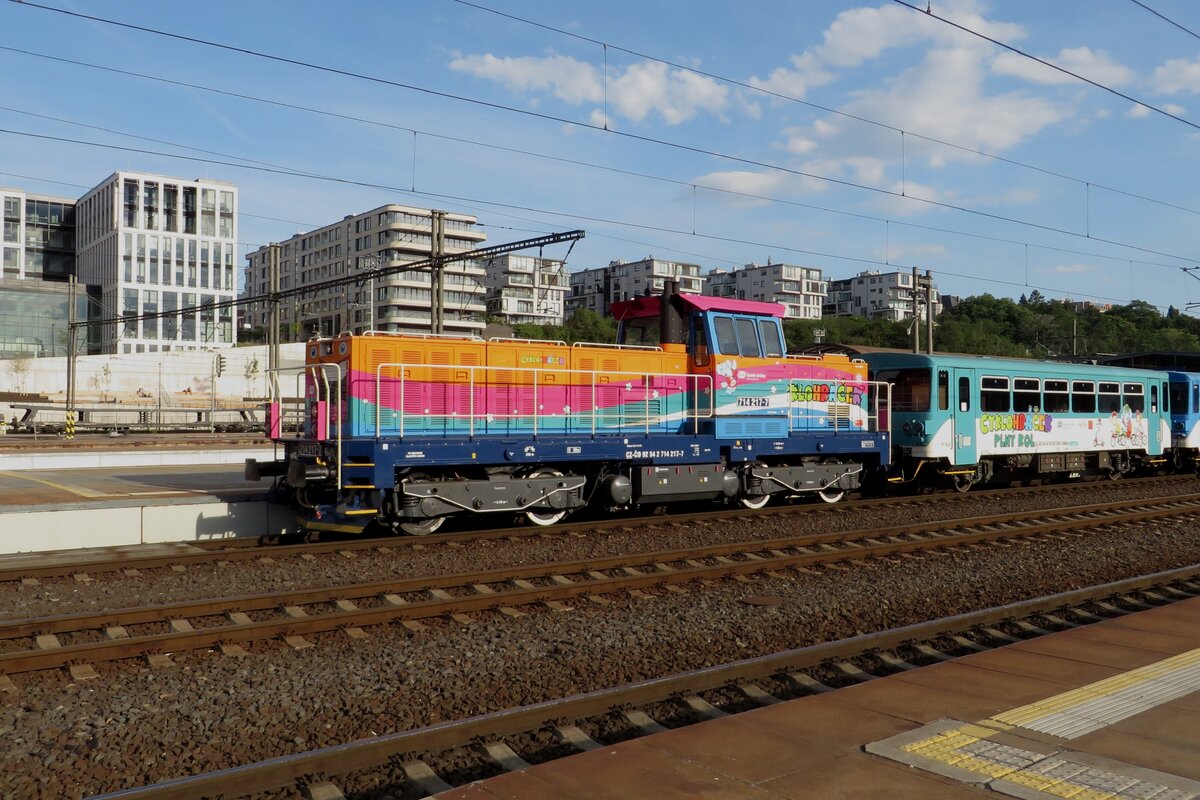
[865,353,1169,490]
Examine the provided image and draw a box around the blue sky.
[3,0,1200,312]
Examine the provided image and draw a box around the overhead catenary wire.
[893,0,1200,130]
[0,127,1178,311]
[5,2,1199,268]
[1,3,1191,312]
[1126,0,1200,41]
[450,0,1200,220]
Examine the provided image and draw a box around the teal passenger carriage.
[863,353,1169,491]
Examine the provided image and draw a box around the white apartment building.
[823,269,941,322]
[244,205,486,339]
[481,254,569,326]
[75,171,239,353]
[705,262,826,320]
[568,257,704,318]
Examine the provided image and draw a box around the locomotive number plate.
[294,442,324,457]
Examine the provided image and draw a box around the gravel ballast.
[1,486,1199,797]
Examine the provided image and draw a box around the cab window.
[735,317,761,356]
[692,319,710,366]
[714,317,739,354]
[937,370,949,411]
[1170,381,1189,415]
[620,317,659,346]
[758,319,784,357]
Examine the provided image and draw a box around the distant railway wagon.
[1168,371,1200,469]
[865,353,1169,491]
[247,285,892,535]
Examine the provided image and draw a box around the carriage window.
[1098,382,1121,414]
[714,317,738,355]
[1169,382,1188,414]
[735,317,761,357]
[1123,383,1144,413]
[958,376,970,412]
[1195,385,1199,414]
[1151,384,1158,414]
[1072,381,1096,413]
[1044,380,1069,413]
[875,368,930,412]
[937,370,949,411]
[1014,377,1040,412]
[758,319,784,357]
[980,376,1010,412]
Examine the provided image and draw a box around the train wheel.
[817,487,846,504]
[399,517,445,536]
[524,467,570,526]
[393,473,446,535]
[817,458,847,504]
[738,492,771,510]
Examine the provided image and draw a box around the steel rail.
[89,563,1200,800]
[3,473,1197,583]
[5,496,1200,674]
[6,493,1200,643]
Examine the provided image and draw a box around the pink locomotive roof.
[611,293,787,320]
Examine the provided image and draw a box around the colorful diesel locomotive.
[865,352,1171,490]
[246,287,893,534]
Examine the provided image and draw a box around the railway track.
[5,493,1200,680]
[87,564,1200,800]
[4,472,1198,584]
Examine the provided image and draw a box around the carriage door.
[952,368,978,465]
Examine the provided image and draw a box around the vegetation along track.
[5,493,1200,680]
[89,565,1200,800]
[2,472,1197,585]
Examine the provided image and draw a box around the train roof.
[862,351,1168,379]
[611,293,786,320]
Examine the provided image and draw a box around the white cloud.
[866,179,947,216]
[608,62,728,124]
[992,47,1134,87]
[1053,263,1098,274]
[748,0,1024,101]
[1152,57,1200,94]
[1163,102,1187,115]
[693,170,799,205]
[834,47,1067,157]
[450,53,728,125]
[1127,103,1152,118]
[749,53,832,100]
[449,54,603,105]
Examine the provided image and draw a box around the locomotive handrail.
[359,330,482,341]
[487,336,569,346]
[784,378,892,436]
[371,362,715,439]
[266,362,344,488]
[570,341,664,352]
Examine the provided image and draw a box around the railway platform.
[0,455,286,555]
[439,595,1200,799]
